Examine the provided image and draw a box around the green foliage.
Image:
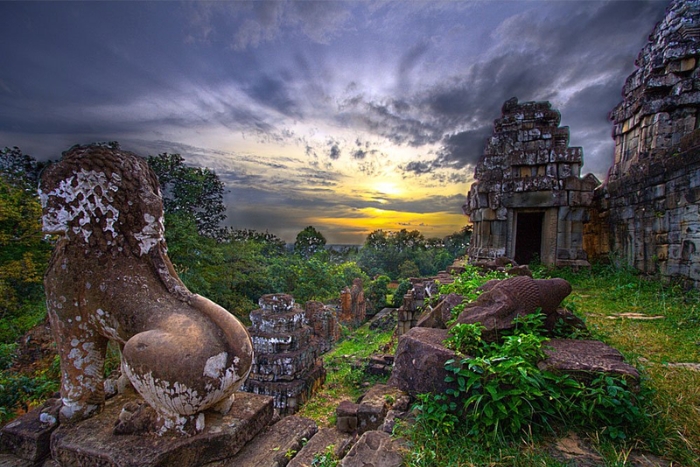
[0,355,60,423]
[294,225,327,259]
[311,445,339,467]
[443,225,472,258]
[413,393,458,436]
[358,228,457,279]
[398,259,420,279]
[0,147,45,190]
[147,152,226,238]
[443,323,485,356]
[421,316,649,446]
[223,228,286,256]
[164,213,274,320]
[439,264,510,304]
[0,155,52,343]
[391,279,411,308]
[0,343,17,370]
[365,275,391,313]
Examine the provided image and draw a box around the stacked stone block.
[243,294,326,415]
[305,300,340,355]
[608,0,700,182]
[339,278,366,327]
[396,273,456,336]
[464,98,599,267]
[587,0,700,286]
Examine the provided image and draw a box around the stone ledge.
[539,339,640,384]
[287,427,353,467]
[211,415,317,467]
[0,398,60,463]
[50,391,274,467]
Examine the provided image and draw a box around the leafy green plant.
[412,393,458,436]
[443,322,486,356]
[285,448,297,460]
[311,445,339,467]
[0,343,17,370]
[0,366,60,423]
[437,316,648,444]
[565,374,645,440]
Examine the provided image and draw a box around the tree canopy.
[0,148,52,341]
[146,152,226,239]
[294,225,327,259]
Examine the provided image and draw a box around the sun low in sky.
[0,1,667,243]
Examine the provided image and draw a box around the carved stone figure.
[453,276,573,341]
[39,144,253,435]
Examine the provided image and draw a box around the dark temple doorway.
[514,212,544,264]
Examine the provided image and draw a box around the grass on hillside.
[557,264,700,464]
[297,324,394,426]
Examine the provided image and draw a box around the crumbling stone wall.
[396,272,455,336]
[339,278,366,327]
[305,300,340,354]
[243,294,326,415]
[464,98,599,268]
[586,0,700,286]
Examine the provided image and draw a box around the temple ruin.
[585,0,700,286]
[464,98,600,268]
[243,294,327,415]
[339,278,366,327]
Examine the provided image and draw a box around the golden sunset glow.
[309,207,467,241]
[374,181,403,197]
[3,1,661,244]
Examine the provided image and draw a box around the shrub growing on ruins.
[391,280,411,308]
[416,313,649,445]
[365,275,391,313]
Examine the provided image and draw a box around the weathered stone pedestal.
[243,294,326,415]
[49,392,273,467]
[1,391,273,467]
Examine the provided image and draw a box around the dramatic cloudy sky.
[0,1,668,243]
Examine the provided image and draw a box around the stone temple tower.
[586,0,700,285]
[463,98,599,268]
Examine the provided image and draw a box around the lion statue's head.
[40,143,165,258]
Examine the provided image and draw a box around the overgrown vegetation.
[297,323,394,426]
[400,264,700,466]
[2,145,698,466]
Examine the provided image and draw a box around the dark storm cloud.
[436,127,492,168]
[184,0,353,50]
[246,75,299,117]
[352,149,367,160]
[336,98,444,147]
[389,1,668,179]
[403,161,433,176]
[0,0,671,242]
[328,141,341,160]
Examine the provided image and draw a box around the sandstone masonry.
[464,98,599,268]
[243,294,326,415]
[586,0,700,286]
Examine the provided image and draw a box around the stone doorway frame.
[513,210,545,265]
[507,207,558,265]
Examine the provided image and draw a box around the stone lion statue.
[39,143,253,435]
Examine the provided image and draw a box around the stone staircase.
[0,383,408,467]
